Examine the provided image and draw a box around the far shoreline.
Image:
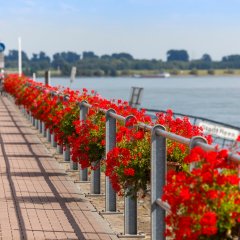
[5,68,240,78]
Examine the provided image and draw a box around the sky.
[1,0,240,61]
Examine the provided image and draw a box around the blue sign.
[0,43,5,52]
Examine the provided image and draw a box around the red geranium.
[156,109,212,165]
[163,147,240,239]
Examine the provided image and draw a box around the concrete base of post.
[74,180,91,183]
[100,210,122,215]
[117,233,145,238]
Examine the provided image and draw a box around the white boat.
[157,72,171,78]
[137,72,171,78]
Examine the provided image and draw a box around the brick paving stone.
[0,96,118,240]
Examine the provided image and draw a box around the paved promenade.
[0,96,118,240]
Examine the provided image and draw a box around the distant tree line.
[4,49,240,76]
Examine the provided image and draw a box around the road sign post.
[70,66,77,86]
[0,42,5,69]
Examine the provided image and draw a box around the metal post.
[18,37,22,77]
[79,101,88,181]
[45,70,50,85]
[125,192,137,235]
[42,122,47,137]
[47,128,51,142]
[63,145,70,162]
[39,120,42,133]
[57,144,63,154]
[151,125,166,240]
[51,133,57,148]
[189,136,207,171]
[124,115,138,235]
[33,117,36,127]
[105,109,117,212]
[69,149,78,170]
[90,160,101,194]
[35,118,39,129]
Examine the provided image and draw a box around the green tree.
[201,54,212,62]
[111,53,134,60]
[82,51,99,59]
[167,49,189,62]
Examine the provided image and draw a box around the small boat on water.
[133,72,171,78]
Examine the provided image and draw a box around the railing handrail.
[81,100,240,165]
[143,108,240,131]
[15,79,240,240]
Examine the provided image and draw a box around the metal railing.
[9,90,240,240]
[143,108,240,149]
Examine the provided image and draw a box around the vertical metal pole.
[18,37,22,77]
[51,133,57,148]
[90,160,101,194]
[189,136,207,171]
[222,138,226,149]
[105,109,117,212]
[124,115,138,235]
[70,154,78,170]
[42,122,47,137]
[47,128,51,142]
[27,111,30,121]
[151,125,166,240]
[33,117,36,127]
[45,70,50,85]
[55,94,63,154]
[79,101,88,181]
[124,192,137,235]
[63,145,70,162]
[39,120,42,133]
[57,144,63,154]
[36,119,39,130]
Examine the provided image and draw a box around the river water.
[37,76,240,127]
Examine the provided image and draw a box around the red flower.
[179,187,191,201]
[124,168,135,176]
[200,212,217,236]
[206,190,219,200]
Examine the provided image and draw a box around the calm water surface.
[37,76,240,127]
